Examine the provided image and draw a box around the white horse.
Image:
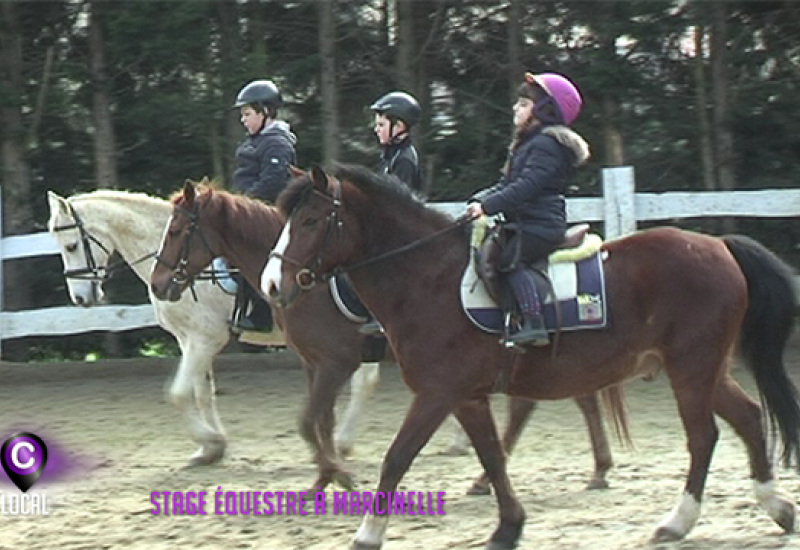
[46,189,380,467]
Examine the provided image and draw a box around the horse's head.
[150,179,218,302]
[262,166,357,308]
[47,190,115,306]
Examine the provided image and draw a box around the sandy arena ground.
[2,335,800,550]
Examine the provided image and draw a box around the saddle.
[475,221,592,307]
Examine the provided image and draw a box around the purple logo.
[1,432,48,493]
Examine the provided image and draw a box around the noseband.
[53,203,153,281]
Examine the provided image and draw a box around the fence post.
[602,166,636,239]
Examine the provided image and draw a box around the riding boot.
[237,291,274,333]
[506,269,549,347]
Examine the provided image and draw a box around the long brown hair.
[501,80,551,175]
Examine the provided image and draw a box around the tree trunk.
[216,0,243,183]
[395,0,415,92]
[507,0,523,104]
[710,1,736,232]
[602,96,624,166]
[0,1,33,320]
[318,0,339,164]
[89,1,118,189]
[694,23,716,193]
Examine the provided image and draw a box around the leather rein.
[269,178,471,291]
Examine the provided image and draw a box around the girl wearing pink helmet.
[466,72,590,346]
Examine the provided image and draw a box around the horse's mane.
[70,188,167,208]
[173,182,285,244]
[279,163,449,228]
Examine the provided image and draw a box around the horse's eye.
[302,217,319,228]
[66,243,78,253]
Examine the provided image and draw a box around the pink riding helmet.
[527,72,583,126]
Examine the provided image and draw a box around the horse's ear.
[289,165,305,179]
[310,165,329,194]
[47,190,69,217]
[182,179,197,203]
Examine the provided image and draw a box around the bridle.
[269,181,344,291]
[52,203,155,282]
[153,202,235,300]
[269,177,471,292]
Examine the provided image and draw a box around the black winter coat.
[378,136,423,196]
[233,120,297,203]
[472,125,590,244]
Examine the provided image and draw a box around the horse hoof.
[185,445,226,467]
[584,477,609,490]
[467,482,492,496]
[652,526,685,543]
[773,501,796,533]
[350,542,381,550]
[333,470,355,491]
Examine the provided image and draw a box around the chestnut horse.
[263,164,800,549]
[149,181,619,493]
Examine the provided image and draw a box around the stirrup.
[358,320,384,335]
[506,315,549,347]
[507,329,549,347]
[236,316,273,333]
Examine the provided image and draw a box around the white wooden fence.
[2,166,800,357]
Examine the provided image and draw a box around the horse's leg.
[467,396,537,496]
[191,351,227,462]
[169,341,227,466]
[713,373,795,532]
[300,360,357,493]
[351,394,453,550]
[654,362,720,542]
[574,393,613,490]
[335,361,381,458]
[454,397,526,550]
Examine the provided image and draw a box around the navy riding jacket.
[233,120,297,203]
[471,126,589,245]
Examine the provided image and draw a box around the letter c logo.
[11,441,35,470]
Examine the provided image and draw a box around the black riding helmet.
[234,80,283,118]
[370,91,421,129]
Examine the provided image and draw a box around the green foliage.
[6,0,800,358]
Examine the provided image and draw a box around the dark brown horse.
[263,164,800,549]
[148,180,617,495]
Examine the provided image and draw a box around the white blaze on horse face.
[153,212,175,274]
[261,220,291,296]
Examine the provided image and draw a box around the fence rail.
[3,166,800,356]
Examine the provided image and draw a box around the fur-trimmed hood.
[542,125,591,166]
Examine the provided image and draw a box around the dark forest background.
[2,0,799,359]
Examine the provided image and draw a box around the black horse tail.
[723,234,800,469]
